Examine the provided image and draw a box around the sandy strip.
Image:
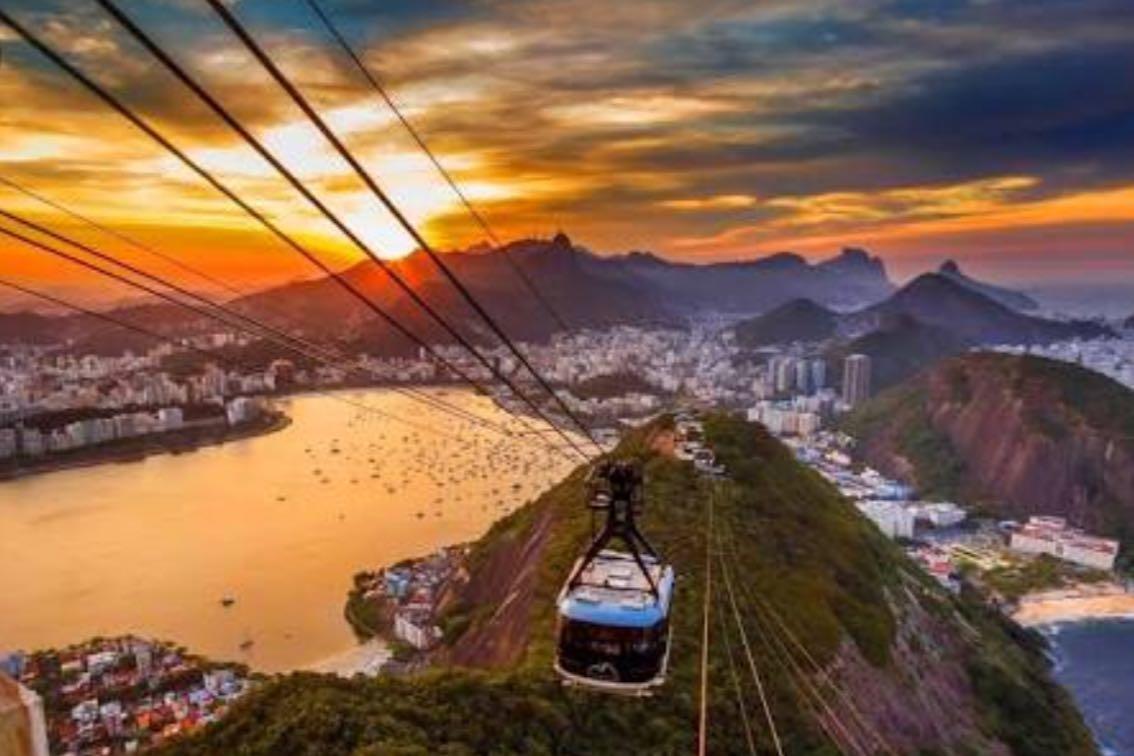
[304,639,392,678]
[1013,591,1134,626]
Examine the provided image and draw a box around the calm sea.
[1046,619,1134,755]
[0,388,577,672]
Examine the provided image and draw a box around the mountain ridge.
[938,259,1040,311]
[846,273,1111,345]
[1,239,1107,358]
[844,352,1134,547]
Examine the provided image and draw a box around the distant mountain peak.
[856,272,1111,346]
[840,247,873,262]
[817,246,890,282]
[763,251,808,266]
[934,258,1039,311]
[551,231,572,248]
[733,297,837,347]
[899,271,977,299]
[623,250,666,265]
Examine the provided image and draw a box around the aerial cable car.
[554,460,675,694]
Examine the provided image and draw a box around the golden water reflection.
[0,389,578,672]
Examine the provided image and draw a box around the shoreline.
[0,411,292,483]
[1012,585,1134,627]
[0,380,470,485]
[303,638,392,678]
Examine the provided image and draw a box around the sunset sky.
[1,0,1132,306]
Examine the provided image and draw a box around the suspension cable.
[0,276,458,440]
[1,206,337,366]
[201,0,603,456]
[0,6,589,462]
[748,568,894,755]
[0,171,352,359]
[0,222,553,451]
[297,0,572,334]
[717,516,880,756]
[714,581,759,755]
[86,0,594,462]
[697,485,714,756]
[0,208,521,440]
[1,173,252,305]
[716,513,784,756]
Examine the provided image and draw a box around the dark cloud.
[823,41,1134,189]
[4,0,1133,272]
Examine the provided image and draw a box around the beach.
[305,639,393,678]
[1013,583,1134,626]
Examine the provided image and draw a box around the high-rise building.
[842,354,872,406]
[811,359,827,391]
[794,360,811,395]
[773,357,796,394]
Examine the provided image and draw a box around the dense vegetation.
[827,314,967,393]
[841,379,968,500]
[570,371,662,400]
[978,555,1109,603]
[998,354,1134,438]
[159,416,1094,756]
[844,352,1134,544]
[955,591,1095,756]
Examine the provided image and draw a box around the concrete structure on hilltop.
[842,353,872,406]
[0,672,49,756]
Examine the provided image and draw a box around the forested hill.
[159,417,1094,756]
[844,352,1134,547]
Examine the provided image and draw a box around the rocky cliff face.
[848,352,1134,542]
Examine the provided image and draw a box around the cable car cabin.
[555,459,672,694]
[555,549,675,694]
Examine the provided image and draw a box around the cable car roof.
[558,550,675,628]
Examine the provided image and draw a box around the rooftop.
[558,550,674,628]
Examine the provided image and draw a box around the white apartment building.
[858,500,915,539]
[393,609,441,651]
[908,502,968,528]
[1009,516,1119,570]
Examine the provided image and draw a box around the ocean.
[1045,619,1134,755]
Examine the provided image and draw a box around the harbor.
[0,388,574,673]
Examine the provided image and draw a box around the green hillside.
[828,314,968,393]
[159,416,1094,756]
[843,353,1134,547]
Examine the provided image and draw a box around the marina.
[0,388,576,673]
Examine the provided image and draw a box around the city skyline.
[1,0,1132,305]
